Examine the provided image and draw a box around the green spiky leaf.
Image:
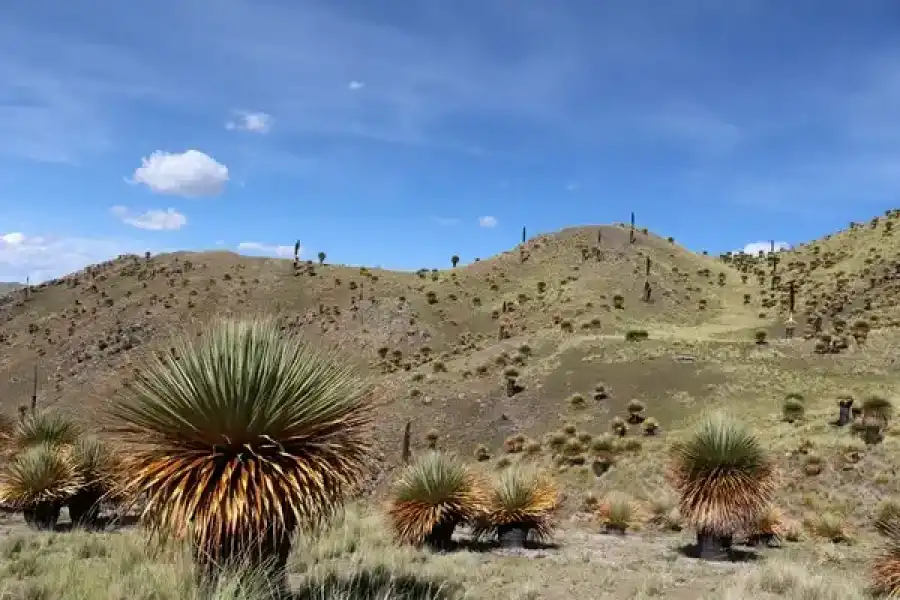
[107,318,373,558]
[668,412,775,536]
[0,443,82,507]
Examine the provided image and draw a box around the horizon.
[2,0,899,283]
[0,224,799,285]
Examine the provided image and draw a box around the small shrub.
[875,498,900,535]
[568,393,586,408]
[591,435,615,454]
[807,512,847,543]
[782,396,805,423]
[803,453,824,476]
[424,429,439,449]
[599,492,633,533]
[625,329,649,342]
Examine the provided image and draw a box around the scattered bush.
[388,451,487,550]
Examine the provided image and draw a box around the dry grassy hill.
[0,225,754,468]
[2,218,900,598]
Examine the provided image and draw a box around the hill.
[1,218,900,597]
[0,225,755,458]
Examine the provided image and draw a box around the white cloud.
[237,241,297,258]
[478,216,498,228]
[1,232,26,245]
[225,111,273,133]
[110,205,187,231]
[129,150,229,197]
[741,241,790,256]
[433,217,460,226]
[348,81,365,91]
[0,231,154,283]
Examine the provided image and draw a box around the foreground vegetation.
[0,504,879,599]
[0,318,896,598]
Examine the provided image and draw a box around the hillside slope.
[4,218,900,563]
[0,225,756,474]
[719,209,900,345]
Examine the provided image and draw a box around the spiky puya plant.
[67,436,120,529]
[6,410,81,456]
[0,443,82,530]
[471,467,559,547]
[106,318,372,590]
[388,451,487,550]
[668,412,776,560]
[872,523,900,597]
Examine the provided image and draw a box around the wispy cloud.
[639,106,743,157]
[478,216,498,228]
[0,231,154,283]
[433,217,460,226]
[0,0,693,161]
[225,110,273,133]
[741,241,790,256]
[237,241,296,258]
[110,206,188,231]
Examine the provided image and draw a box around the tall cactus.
[629,212,635,244]
[645,256,651,277]
[522,226,527,243]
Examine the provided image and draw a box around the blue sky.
[1,0,899,282]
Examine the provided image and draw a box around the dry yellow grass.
[0,504,877,599]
